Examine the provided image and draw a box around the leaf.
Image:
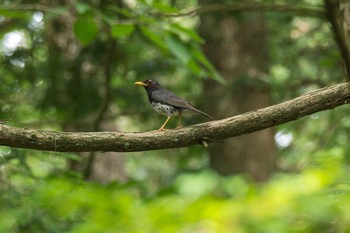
[140,26,168,52]
[210,70,226,84]
[73,15,99,46]
[0,10,31,19]
[187,59,201,75]
[165,33,191,64]
[74,2,91,14]
[192,47,226,84]
[49,6,69,15]
[107,6,132,18]
[191,48,213,70]
[111,24,135,38]
[170,23,204,44]
[152,2,179,13]
[44,7,69,20]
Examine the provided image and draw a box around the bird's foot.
[176,125,183,129]
[157,127,167,131]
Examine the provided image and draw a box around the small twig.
[1,3,325,19]
[149,2,326,19]
[0,4,69,15]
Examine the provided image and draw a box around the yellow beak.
[134,81,147,86]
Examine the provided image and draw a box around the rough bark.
[0,82,348,152]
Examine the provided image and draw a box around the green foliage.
[111,24,135,38]
[74,15,99,45]
[1,150,350,232]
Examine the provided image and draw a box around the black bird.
[135,79,214,131]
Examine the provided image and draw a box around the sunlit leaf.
[111,24,135,38]
[74,2,91,14]
[140,26,168,52]
[191,47,226,84]
[0,10,31,19]
[210,70,226,84]
[44,7,69,20]
[73,15,99,45]
[170,23,204,43]
[165,33,191,64]
[191,48,213,70]
[152,2,179,13]
[107,6,132,18]
[187,59,201,75]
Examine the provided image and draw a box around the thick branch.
[0,83,349,152]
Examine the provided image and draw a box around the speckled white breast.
[151,102,181,116]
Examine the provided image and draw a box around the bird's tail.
[199,111,215,120]
[191,108,214,120]
[185,103,214,120]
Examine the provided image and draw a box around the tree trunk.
[199,2,276,181]
[44,2,127,183]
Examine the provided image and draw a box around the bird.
[135,79,214,131]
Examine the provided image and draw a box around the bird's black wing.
[151,89,214,119]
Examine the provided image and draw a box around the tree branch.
[1,2,325,19]
[0,83,349,152]
[0,4,68,15]
[150,2,325,18]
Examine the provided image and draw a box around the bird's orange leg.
[176,112,183,129]
[158,116,171,131]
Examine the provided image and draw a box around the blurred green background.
[1,0,350,232]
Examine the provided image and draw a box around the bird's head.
[135,79,162,91]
